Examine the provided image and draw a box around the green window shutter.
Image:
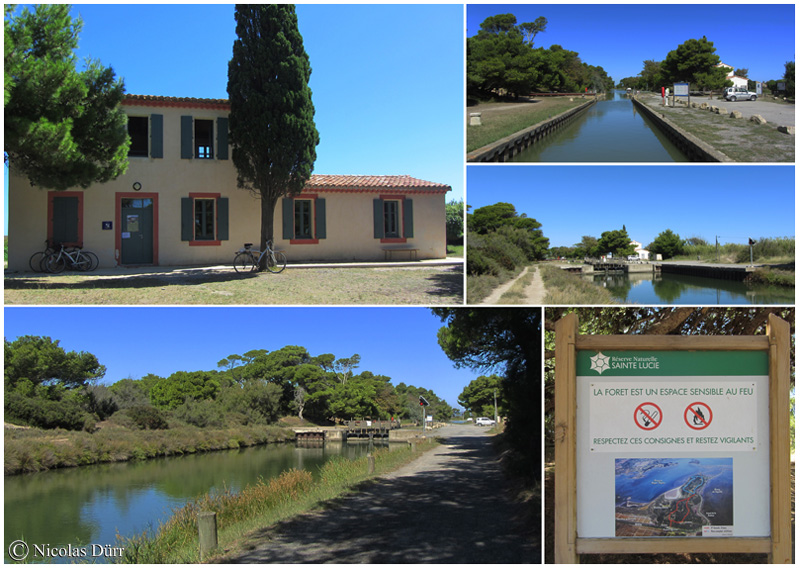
[217,197,229,240]
[180,116,193,159]
[150,114,163,158]
[282,198,294,240]
[216,117,229,160]
[315,198,326,239]
[373,198,384,239]
[403,198,414,238]
[181,197,193,241]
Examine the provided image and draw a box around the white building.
[629,240,650,261]
[716,63,749,89]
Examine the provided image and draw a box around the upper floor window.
[128,116,149,157]
[195,119,214,159]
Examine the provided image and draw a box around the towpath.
[223,424,539,564]
[481,265,545,305]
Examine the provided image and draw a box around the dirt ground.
[481,266,546,305]
[220,424,541,564]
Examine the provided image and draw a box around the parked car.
[724,87,757,101]
[475,417,496,426]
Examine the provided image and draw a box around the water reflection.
[5,442,392,563]
[511,90,688,162]
[587,272,794,304]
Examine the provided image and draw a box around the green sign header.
[577,350,768,377]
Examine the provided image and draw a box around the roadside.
[220,424,540,563]
[3,259,464,305]
[636,93,794,162]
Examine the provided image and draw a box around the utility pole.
[494,389,498,424]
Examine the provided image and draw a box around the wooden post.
[554,313,579,564]
[367,453,375,474]
[197,511,218,559]
[767,314,791,564]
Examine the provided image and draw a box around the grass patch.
[118,439,439,563]
[497,269,534,304]
[637,96,794,162]
[3,265,464,305]
[4,424,295,475]
[467,265,525,304]
[467,98,588,152]
[539,264,617,305]
[447,244,464,257]
[746,267,795,287]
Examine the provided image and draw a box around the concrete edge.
[466,99,597,162]
[632,97,733,162]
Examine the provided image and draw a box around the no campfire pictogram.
[685,402,713,430]
[634,402,662,431]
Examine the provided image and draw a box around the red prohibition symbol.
[685,402,713,430]
[634,402,662,431]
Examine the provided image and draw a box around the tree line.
[4,336,454,432]
[548,226,636,260]
[467,13,615,101]
[616,35,795,97]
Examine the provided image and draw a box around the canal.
[511,90,689,162]
[4,441,392,563]
[586,272,794,304]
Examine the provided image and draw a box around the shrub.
[122,405,169,430]
[4,392,94,431]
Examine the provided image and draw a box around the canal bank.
[467,98,597,162]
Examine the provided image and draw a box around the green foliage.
[4,390,94,430]
[594,227,635,258]
[648,229,685,259]
[5,335,106,391]
[467,13,613,99]
[445,200,465,244]
[783,61,795,98]
[121,405,170,430]
[149,371,220,410]
[458,374,504,418]
[661,36,730,90]
[227,5,319,253]
[4,4,130,190]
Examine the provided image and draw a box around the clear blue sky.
[3,4,464,233]
[3,307,484,411]
[467,165,795,248]
[467,4,795,83]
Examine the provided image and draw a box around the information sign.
[553,314,791,563]
[673,82,690,97]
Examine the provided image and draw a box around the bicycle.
[43,244,99,273]
[233,241,287,274]
[29,240,56,273]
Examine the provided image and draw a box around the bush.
[121,405,169,430]
[4,392,94,431]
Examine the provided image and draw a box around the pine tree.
[227,4,319,266]
[4,5,130,190]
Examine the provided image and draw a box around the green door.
[51,196,79,245]
[120,198,154,264]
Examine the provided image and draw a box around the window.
[383,200,401,238]
[127,116,148,157]
[282,196,326,243]
[294,200,313,239]
[373,197,413,242]
[195,119,214,159]
[194,199,215,241]
[181,195,229,245]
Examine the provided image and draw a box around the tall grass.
[677,237,794,263]
[4,424,295,475]
[539,264,617,305]
[119,439,438,563]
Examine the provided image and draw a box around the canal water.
[4,441,391,563]
[587,272,794,305]
[511,90,689,162]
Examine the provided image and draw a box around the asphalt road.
[223,424,540,564]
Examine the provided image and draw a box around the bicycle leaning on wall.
[233,241,287,274]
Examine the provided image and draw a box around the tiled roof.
[305,175,450,193]
[123,95,230,110]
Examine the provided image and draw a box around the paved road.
[224,424,539,564]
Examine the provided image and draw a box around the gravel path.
[480,267,530,305]
[523,266,546,304]
[224,424,539,564]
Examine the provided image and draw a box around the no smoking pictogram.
[634,402,662,431]
[685,402,713,430]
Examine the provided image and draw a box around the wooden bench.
[381,245,419,261]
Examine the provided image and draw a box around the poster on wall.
[575,350,769,539]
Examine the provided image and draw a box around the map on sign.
[615,458,733,537]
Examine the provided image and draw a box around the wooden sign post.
[554,313,791,563]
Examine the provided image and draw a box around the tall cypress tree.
[227,5,319,266]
